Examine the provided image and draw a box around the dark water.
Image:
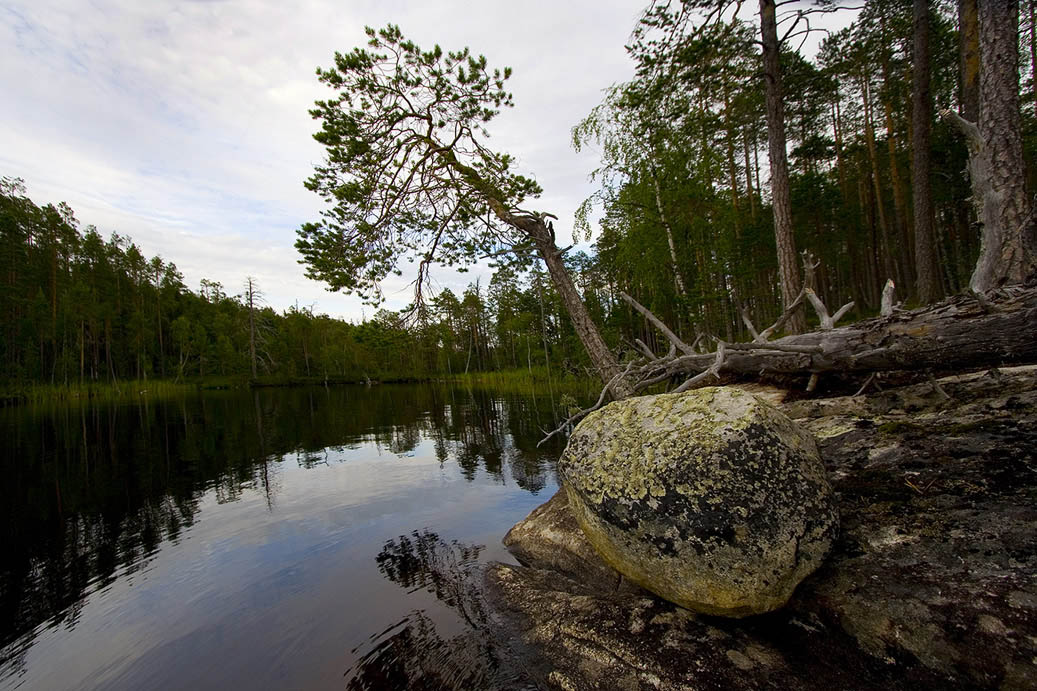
[0,384,568,690]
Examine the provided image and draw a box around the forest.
[3,0,1036,392]
[0,175,596,386]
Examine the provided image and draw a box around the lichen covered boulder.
[559,386,837,617]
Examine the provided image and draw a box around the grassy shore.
[0,367,599,407]
[448,367,597,395]
[1,379,198,407]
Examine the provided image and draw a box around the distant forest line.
[0,178,597,387]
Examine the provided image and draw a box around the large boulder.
[559,386,838,617]
[503,489,641,594]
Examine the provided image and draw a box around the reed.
[2,380,196,407]
[449,367,598,396]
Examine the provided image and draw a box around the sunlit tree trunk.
[650,172,689,299]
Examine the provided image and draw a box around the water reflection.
[0,384,566,689]
[346,532,496,690]
[348,530,538,690]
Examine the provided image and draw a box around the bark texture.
[759,0,806,333]
[482,198,632,398]
[972,0,1037,291]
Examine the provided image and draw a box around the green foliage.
[298,24,541,307]
[567,0,1025,348]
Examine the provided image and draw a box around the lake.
[0,384,572,690]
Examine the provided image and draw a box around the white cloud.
[2,0,639,317]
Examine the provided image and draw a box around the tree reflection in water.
[376,531,485,624]
[348,531,533,690]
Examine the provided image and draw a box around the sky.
[0,0,646,318]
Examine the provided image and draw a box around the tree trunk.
[759,0,805,333]
[247,278,258,378]
[536,235,633,396]
[742,125,757,221]
[965,1,1037,291]
[723,88,742,236]
[913,0,942,304]
[1030,0,1037,118]
[862,76,898,287]
[880,11,914,284]
[662,288,1037,380]
[650,173,689,298]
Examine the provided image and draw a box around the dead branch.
[758,291,807,342]
[854,372,878,396]
[940,108,982,150]
[619,291,695,356]
[538,360,638,447]
[672,341,725,393]
[740,305,762,342]
[806,289,855,330]
[634,339,657,360]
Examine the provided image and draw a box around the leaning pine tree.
[297,25,633,396]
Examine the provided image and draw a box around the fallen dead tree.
[627,285,1037,380]
[541,283,1037,443]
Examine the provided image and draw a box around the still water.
[0,384,570,690]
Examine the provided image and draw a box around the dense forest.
[573,0,1036,343]
[4,0,1037,390]
[0,176,599,385]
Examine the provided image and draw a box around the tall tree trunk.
[880,11,914,286]
[156,268,166,378]
[862,76,898,287]
[859,162,883,306]
[913,0,942,304]
[832,100,848,201]
[1030,0,1037,117]
[650,173,689,298]
[742,125,757,221]
[759,0,805,333]
[753,126,763,207]
[723,88,742,237]
[969,0,1037,290]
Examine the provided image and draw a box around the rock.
[486,368,1037,689]
[503,489,640,595]
[559,386,838,617]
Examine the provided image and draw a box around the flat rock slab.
[488,367,1037,689]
